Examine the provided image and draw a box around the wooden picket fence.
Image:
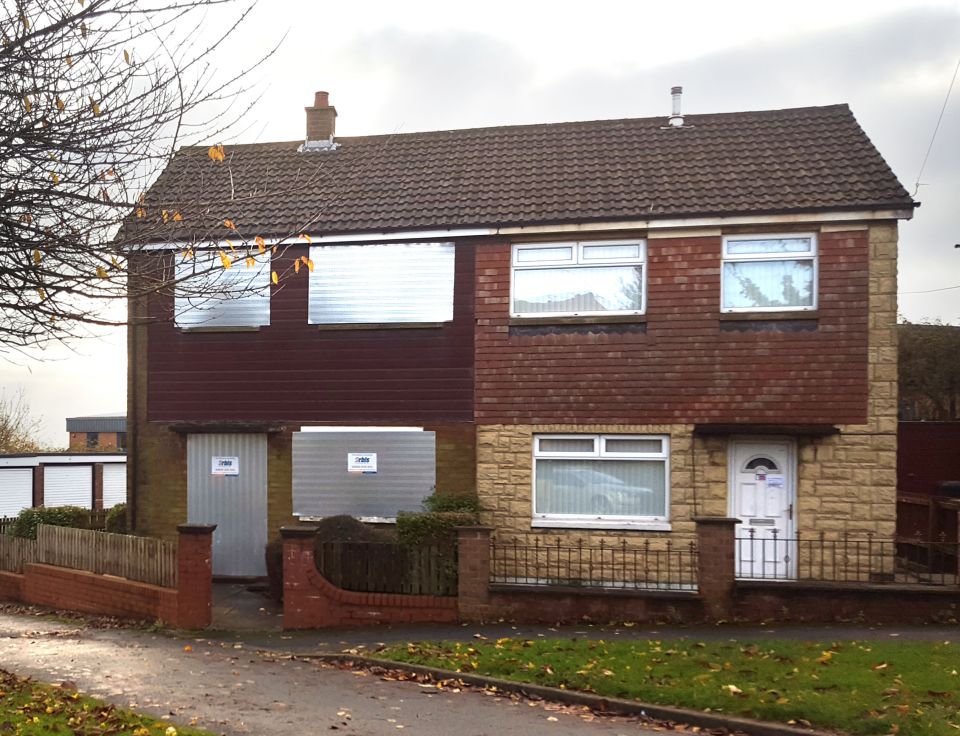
[316,541,458,596]
[0,510,108,536]
[0,535,40,574]
[0,525,176,588]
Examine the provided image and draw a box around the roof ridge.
[179,103,853,151]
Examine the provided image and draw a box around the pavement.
[0,585,955,736]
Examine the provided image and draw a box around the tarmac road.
[0,613,668,736]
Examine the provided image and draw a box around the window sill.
[532,518,672,532]
[509,315,646,327]
[314,321,450,331]
[719,310,818,322]
[177,325,263,333]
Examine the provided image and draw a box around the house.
[66,413,127,451]
[127,89,915,578]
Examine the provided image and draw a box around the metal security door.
[187,434,268,577]
[730,439,796,579]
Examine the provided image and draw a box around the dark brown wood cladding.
[145,243,475,422]
[474,230,871,425]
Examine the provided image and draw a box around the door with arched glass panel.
[729,440,796,579]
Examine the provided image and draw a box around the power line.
[912,54,960,198]
[899,283,960,295]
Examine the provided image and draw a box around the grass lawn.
[380,638,960,735]
[0,669,214,736]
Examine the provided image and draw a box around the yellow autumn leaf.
[181,249,193,260]
[223,219,236,230]
[299,233,312,243]
[56,98,65,111]
[271,271,278,285]
[724,684,743,694]
[207,144,225,162]
[89,97,100,116]
[255,236,266,253]
[219,251,232,269]
[23,96,32,113]
[161,210,169,223]
[816,651,833,665]
[123,49,130,64]
[226,240,236,253]
[95,266,108,279]
[245,256,255,268]
[135,207,146,218]
[37,287,46,300]
[33,250,42,264]
[294,259,301,274]
[306,258,315,272]
[50,172,60,185]
[172,212,183,222]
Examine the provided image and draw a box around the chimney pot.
[314,91,329,108]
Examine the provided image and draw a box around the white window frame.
[510,240,647,318]
[531,433,671,531]
[720,233,818,313]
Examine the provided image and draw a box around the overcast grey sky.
[4,0,959,446]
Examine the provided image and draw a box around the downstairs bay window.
[532,434,670,530]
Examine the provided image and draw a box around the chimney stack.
[668,86,683,127]
[305,90,337,144]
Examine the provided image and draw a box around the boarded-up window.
[292,429,436,520]
[308,243,454,324]
[174,251,271,328]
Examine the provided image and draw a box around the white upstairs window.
[511,240,646,318]
[174,250,271,328]
[721,234,817,312]
[308,243,455,325]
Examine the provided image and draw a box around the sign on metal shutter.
[43,466,92,509]
[102,464,127,508]
[292,430,436,519]
[0,468,33,517]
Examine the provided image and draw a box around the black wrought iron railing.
[736,529,960,586]
[491,536,698,592]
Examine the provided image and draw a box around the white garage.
[0,468,33,517]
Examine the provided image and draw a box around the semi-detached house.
[128,90,916,578]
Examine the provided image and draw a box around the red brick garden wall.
[282,528,458,629]
[0,524,214,629]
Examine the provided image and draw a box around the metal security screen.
[292,429,436,520]
[307,243,454,324]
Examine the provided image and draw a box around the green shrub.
[5,506,91,539]
[396,494,481,548]
[105,503,128,534]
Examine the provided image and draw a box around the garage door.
[44,466,92,508]
[0,469,33,517]
[102,464,126,508]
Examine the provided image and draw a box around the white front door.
[729,439,796,579]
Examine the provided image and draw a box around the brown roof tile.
[136,103,914,240]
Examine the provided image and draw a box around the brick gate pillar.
[281,525,324,629]
[176,524,216,629]
[694,517,741,620]
[457,526,493,621]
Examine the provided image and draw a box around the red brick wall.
[475,231,869,424]
[20,564,178,621]
[282,530,457,629]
